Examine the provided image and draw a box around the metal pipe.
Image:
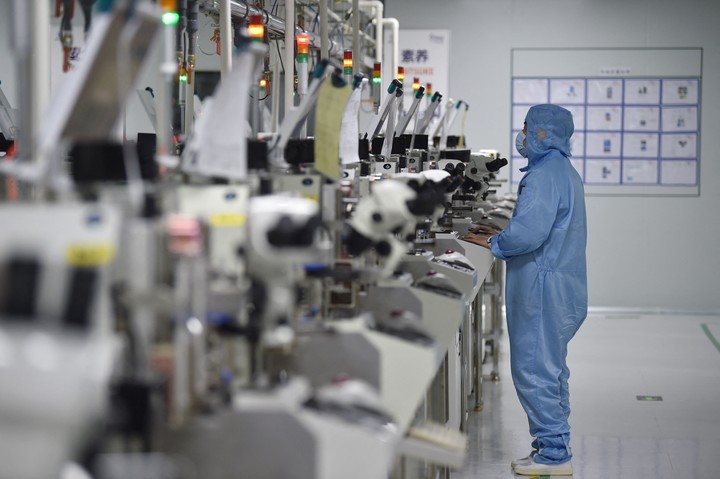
[186,0,199,137]
[491,262,504,382]
[222,0,286,32]
[201,0,343,56]
[382,17,399,81]
[284,0,295,119]
[311,4,375,47]
[184,81,195,138]
[220,0,232,77]
[177,0,188,136]
[178,84,186,136]
[11,0,31,161]
[474,293,484,411]
[319,0,328,60]
[358,0,382,63]
[352,0,359,75]
[271,40,281,132]
[307,28,342,57]
[157,20,176,159]
[12,0,50,166]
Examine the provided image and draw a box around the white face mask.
[515,131,528,158]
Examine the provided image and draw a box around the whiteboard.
[511,48,702,196]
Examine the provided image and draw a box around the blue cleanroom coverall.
[489,104,588,465]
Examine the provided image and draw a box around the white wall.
[387,0,720,312]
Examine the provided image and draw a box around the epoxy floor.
[453,313,720,479]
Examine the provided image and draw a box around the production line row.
[0,4,516,479]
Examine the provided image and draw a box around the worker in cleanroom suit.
[464,104,587,476]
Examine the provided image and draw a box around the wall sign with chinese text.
[395,29,450,130]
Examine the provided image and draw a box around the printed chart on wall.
[511,48,702,195]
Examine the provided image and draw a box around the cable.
[78,0,94,35]
[275,39,285,74]
[60,0,73,32]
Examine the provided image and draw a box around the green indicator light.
[344,67,352,75]
[162,12,180,25]
[297,53,308,63]
[372,77,381,84]
[179,74,188,83]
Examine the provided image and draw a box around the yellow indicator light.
[248,15,264,39]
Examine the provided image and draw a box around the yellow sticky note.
[314,79,352,179]
[66,244,115,267]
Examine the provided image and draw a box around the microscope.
[345,179,420,277]
[245,194,325,354]
[461,153,512,230]
[0,204,122,478]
